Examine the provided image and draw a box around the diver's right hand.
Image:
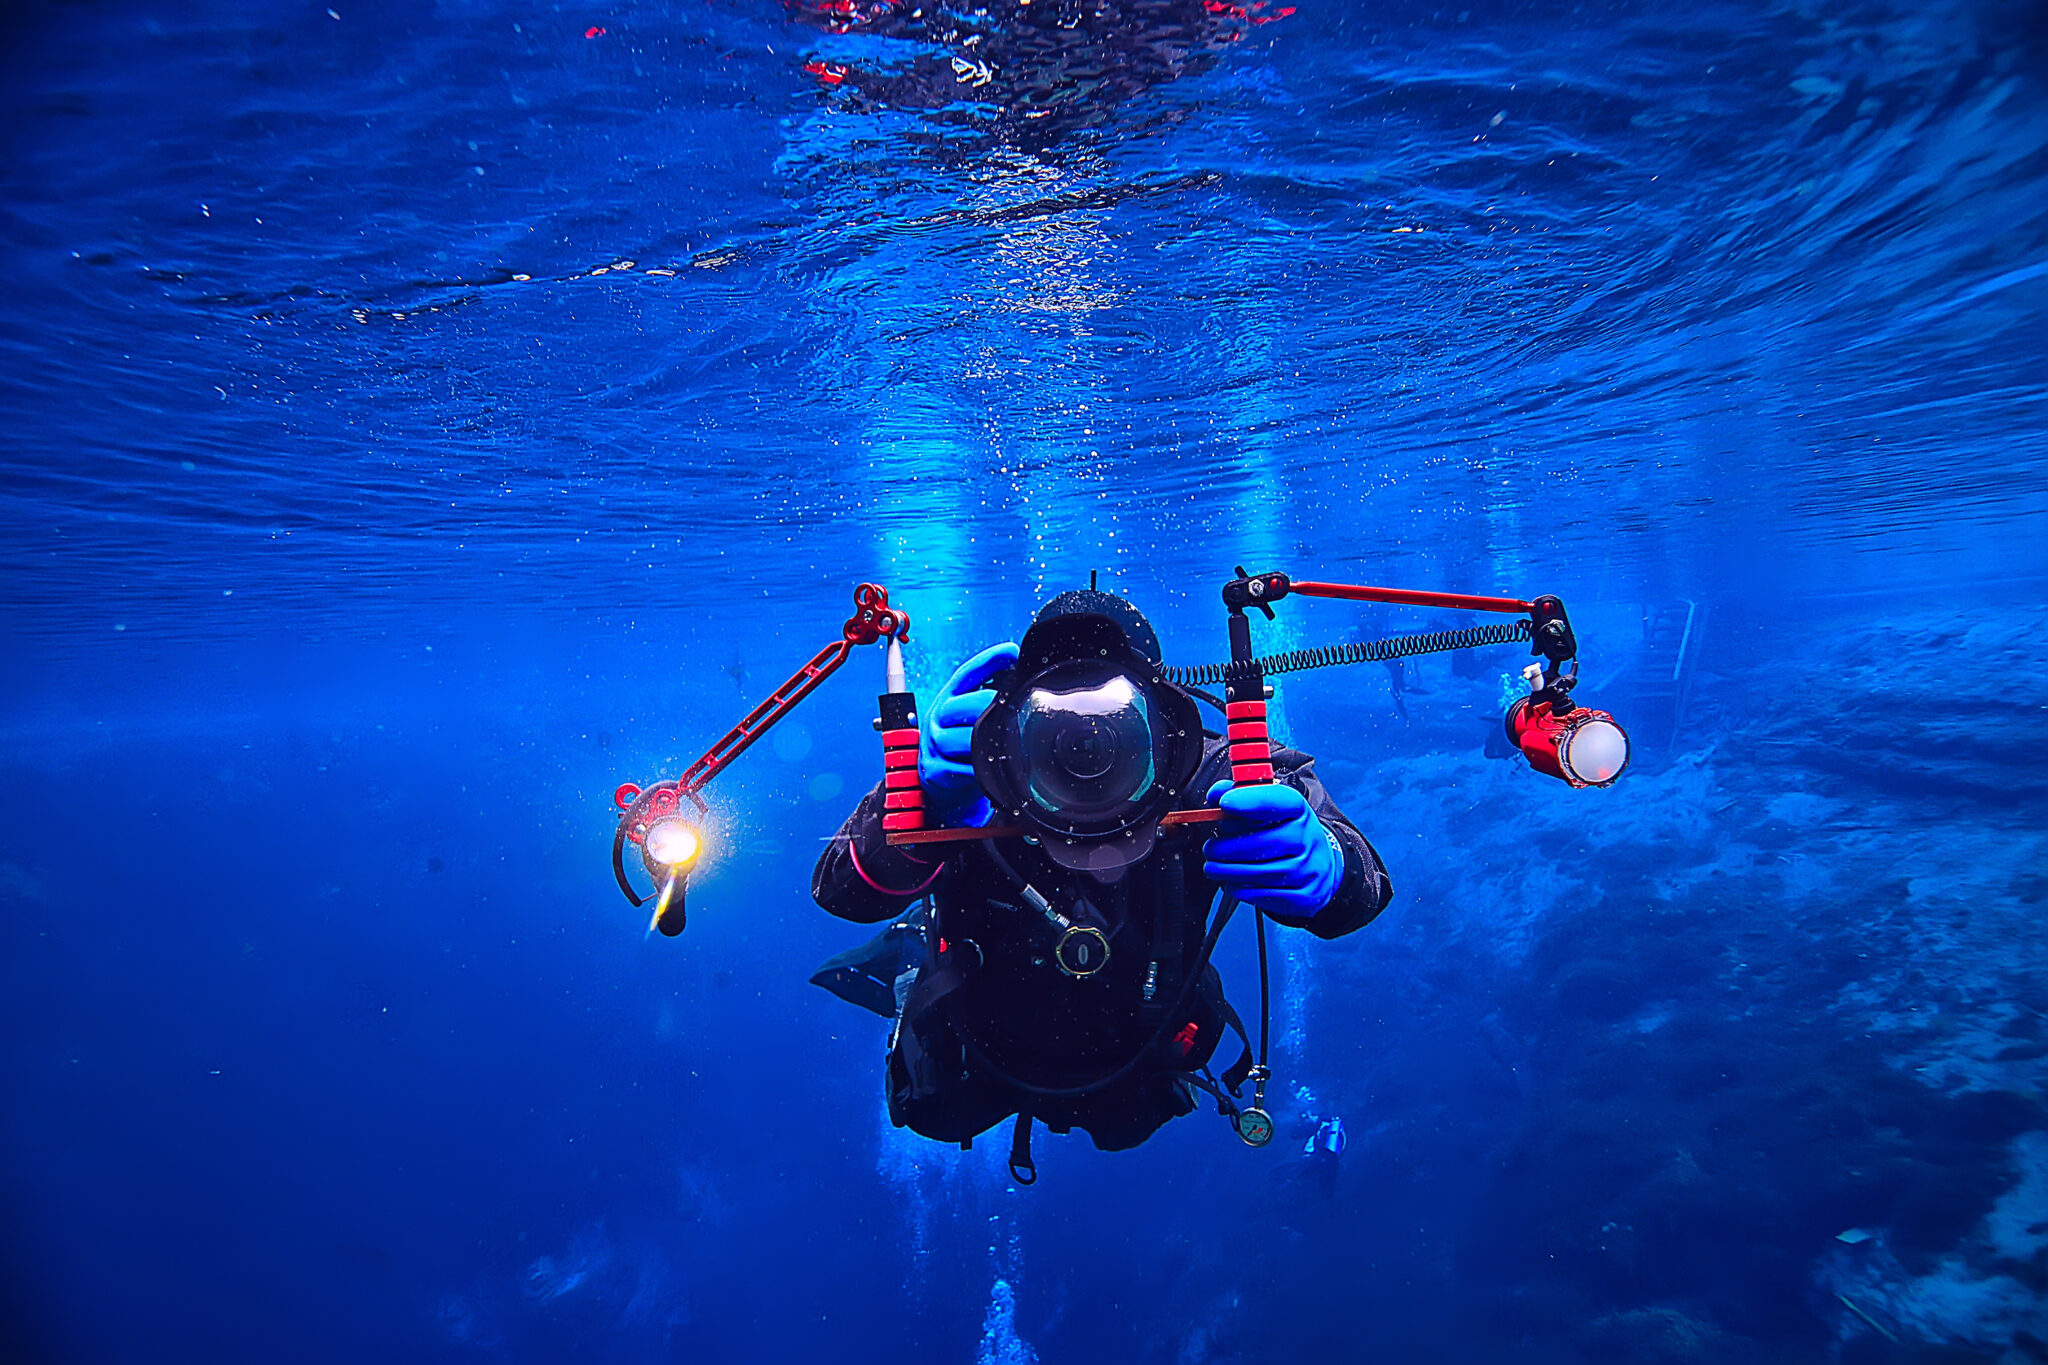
[919,641,1020,826]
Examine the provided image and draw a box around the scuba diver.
[810,588,1390,1156]
[1303,1114,1345,1198]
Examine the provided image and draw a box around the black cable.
[612,819,644,907]
[1254,908,1270,1076]
[1162,619,1532,689]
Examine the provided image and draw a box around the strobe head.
[971,610,1203,881]
[1505,692,1631,788]
[613,781,706,934]
[641,816,702,879]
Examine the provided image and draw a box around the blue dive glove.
[1203,780,1344,918]
[919,641,1020,827]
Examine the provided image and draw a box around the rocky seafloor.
[1255,602,2048,1364]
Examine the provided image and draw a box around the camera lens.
[1051,718,1118,780]
[1013,659,1158,823]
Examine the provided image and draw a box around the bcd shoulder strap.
[1142,846,1186,1026]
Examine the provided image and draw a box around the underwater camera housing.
[971,611,1204,882]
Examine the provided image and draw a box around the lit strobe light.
[643,817,702,873]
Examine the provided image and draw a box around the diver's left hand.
[1202,780,1344,918]
[919,641,1020,826]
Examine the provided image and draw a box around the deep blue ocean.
[4,0,2046,1360]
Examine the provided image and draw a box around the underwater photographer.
[809,588,1392,1168]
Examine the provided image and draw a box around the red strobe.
[1505,694,1631,789]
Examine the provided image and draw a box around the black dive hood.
[970,610,1204,882]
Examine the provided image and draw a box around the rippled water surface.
[2,0,2046,1361]
[6,0,2042,653]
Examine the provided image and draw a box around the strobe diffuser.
[1505,690,1631,788]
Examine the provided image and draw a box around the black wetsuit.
[812,740,1392,1151]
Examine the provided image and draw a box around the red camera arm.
[615,583,909,817]
[1224,568,1533,616]
[1289,581,1534,614]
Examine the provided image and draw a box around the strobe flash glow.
[641,817,702,878]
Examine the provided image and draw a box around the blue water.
[4,0,2046,1360]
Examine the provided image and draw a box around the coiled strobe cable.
[1162,618,1532,689]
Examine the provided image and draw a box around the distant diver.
[1304,1114,1345,1197]
[1383,658,1409,722]
[810,589,1390,1163]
